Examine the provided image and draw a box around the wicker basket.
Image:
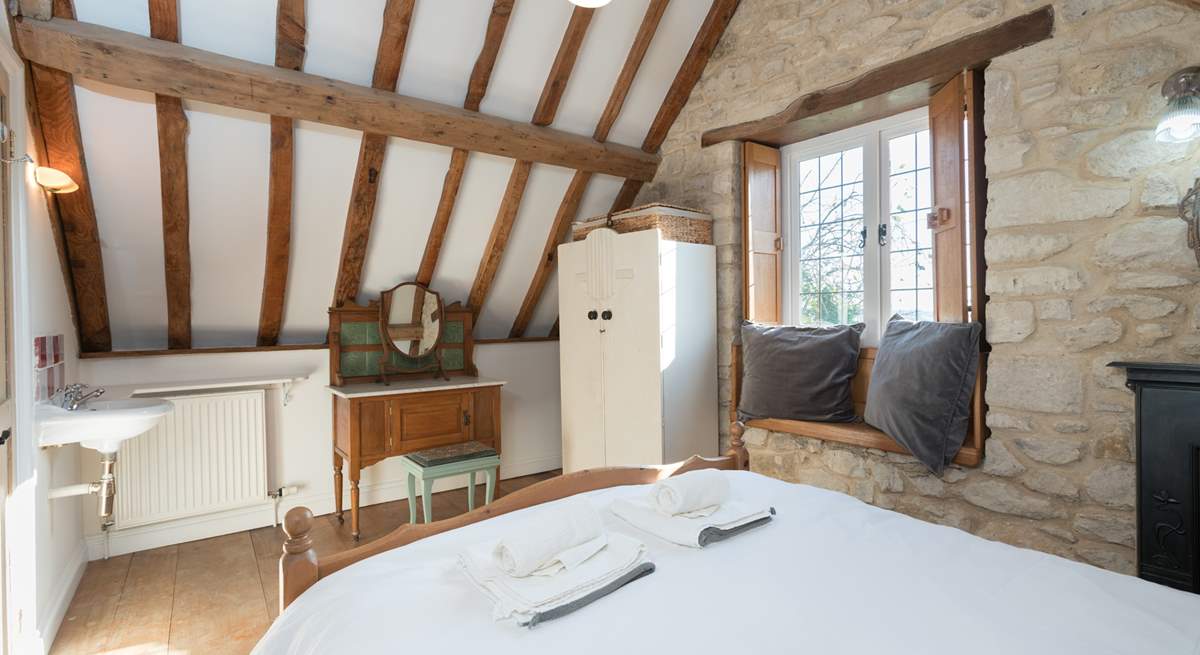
[572,203,713,245]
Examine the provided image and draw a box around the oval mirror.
[381,282,442,360]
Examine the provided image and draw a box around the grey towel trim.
[696,510,775,547]
[521,562,657,629]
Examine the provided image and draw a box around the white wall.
[4,34,89,651]
[75,341,562,554]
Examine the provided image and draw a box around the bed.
[257,456,1200,654]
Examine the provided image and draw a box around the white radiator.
[116,389,268,529]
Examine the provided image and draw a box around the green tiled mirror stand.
[398,454,501,523]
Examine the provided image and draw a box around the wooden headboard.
[729,342,987,467]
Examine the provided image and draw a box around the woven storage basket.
[572,203,713,245]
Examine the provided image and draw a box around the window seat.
[729,343,984,468]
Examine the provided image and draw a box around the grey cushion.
[864,316,982,475]
[738,322,865,423]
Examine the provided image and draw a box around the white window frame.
[780,107,930,345]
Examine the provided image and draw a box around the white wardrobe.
[558,221,718,473]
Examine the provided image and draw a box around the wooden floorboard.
[50,470,559,654]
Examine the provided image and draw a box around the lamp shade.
[34,166,79,193]
[1156,95,1200,144]
[569,0,611,6]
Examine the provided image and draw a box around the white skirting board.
[86,454,561,560]
[37,541,87,654]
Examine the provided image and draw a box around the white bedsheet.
[255,471,1200,655]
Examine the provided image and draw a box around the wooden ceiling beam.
[700,6,1055,148]
[331,0,417,306]
[13,16,659,180]
[25,0,111,351]
[148,0,191,349]
[531,6,594,127]
[415,0,514,289]
[509,0,670,338]
[608,0,742,213]
[467,6,594,319]
[257,0,307,345]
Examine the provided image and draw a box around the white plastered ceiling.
[70,0,714,349]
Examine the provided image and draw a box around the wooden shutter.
[928,74,967,323]
[742,142,782,324]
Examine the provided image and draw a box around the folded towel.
[461,531,652,627]
[493,498,604,577]
[612,497,774,548]
[652,469,730,517]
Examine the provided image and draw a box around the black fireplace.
[1110,361,1200,594]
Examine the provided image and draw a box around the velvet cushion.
[738,322,865,423]
[865,316,982,475]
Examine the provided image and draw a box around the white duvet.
[255,471,1200,655]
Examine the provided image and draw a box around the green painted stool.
[398,442,500,524]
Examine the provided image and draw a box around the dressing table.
[327,283,504,539]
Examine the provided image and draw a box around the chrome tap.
[56,383,106,411]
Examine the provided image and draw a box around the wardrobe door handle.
[587,310,598,320]
[601,310,613,320]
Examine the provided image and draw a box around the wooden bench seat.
[730,344,985,468]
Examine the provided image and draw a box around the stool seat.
[398,442,500,524]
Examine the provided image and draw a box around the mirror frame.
[378,281,447,383]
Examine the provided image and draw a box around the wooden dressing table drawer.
[393,391,470,450]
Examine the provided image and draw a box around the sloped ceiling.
[66,0,715,349]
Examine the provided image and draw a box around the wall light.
[0,122,79,193]
[33,166,79,194]
[1157,67,1200,144]
[569,0,612,7]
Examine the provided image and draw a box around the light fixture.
[0,122,79,193]
[569,0,612,7]
[33,166,79,194]
[1156,67,1200,144]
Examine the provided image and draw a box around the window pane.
[846,291,864,324]
[820,186,843,223]
[820,153,842,187]
[799,191,820,226]
[819,294,840,324]
[917,217,934,250]
[889,133,916,174]
[816,221,841,256]
[799,258,820,293]
[842,218,864,255]
[916,169,932,210]
[891,250,917,289]
[891,290,917,320]
[916,249,934,289]
[915,290,935,322]
[916,130,930,169]
[799,159,820,193]
[890,173,917,212]
[843,148,864,184]
[799,226,819,255]
[798,294,820,324]
[890,212,917,251]
[844,182,864,218]
[820,257,842,292]
[844,255,864,292]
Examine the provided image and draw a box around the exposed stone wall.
[636,0,1200,573]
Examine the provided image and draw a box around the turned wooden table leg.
[350,466,361,540]
[333,451,344,523]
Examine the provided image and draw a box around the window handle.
[858,228,867,250]
[877,223,888,246]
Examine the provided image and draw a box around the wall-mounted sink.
[37,398,174,454]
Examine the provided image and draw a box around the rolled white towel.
[493,499,604,577]
[652,469,730,517]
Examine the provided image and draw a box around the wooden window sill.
[744,417,981,467]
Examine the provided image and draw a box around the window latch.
[858,228,867,249]
[877,223,888,246]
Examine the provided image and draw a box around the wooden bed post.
[727,341,749,470]
[280,507,319,612]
